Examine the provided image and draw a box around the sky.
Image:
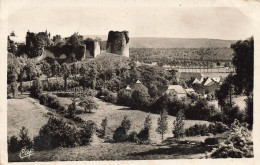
[5,0,254,42]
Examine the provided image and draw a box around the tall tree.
[51,60,61,88]
[231,37,254,95]
[172,110,185,138]
[156,109,168,141]
[61,63,71,91]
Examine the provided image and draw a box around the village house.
[158,85,187,99]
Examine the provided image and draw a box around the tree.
[80,120,96,145]
[61,63,71,91]
[144,113,152,130]
[245,94,253,130]
[137,114,152,142]
[41,61,51,78]
[79,95,98,113]
[18,126,33,149]
[172,110,185,138]
[51,61,61,92]
[8,65,18,98]
[215,74,235,108]
[156,109,168,141]
[231,37,254,95]
[101,117,108,137]
[67,100,77,118]
[113,116,131,142]
[70,63,78,76]
[24,62,36,87]
[66,32,83,46]
[30,78,43,98]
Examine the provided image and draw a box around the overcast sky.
[6,0,253,41]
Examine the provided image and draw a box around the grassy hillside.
[78,97,210,143]
[7,97,49,139]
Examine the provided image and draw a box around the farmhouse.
[185,88,195,94]
[158,85,187,99]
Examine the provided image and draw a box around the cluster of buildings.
[125,72,225,100]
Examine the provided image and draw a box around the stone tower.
[93,41,101,57]
[106,31,129,57]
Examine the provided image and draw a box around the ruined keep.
[106,31,129,57]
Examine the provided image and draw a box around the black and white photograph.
[1,0,259,164]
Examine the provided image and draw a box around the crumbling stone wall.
[106,31,129,57]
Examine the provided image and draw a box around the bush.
[8,127,33,153]
[184,99,216,121]
[185,124,208,137]
[204,137,219,145]
[113,116,131,142]
[211,120,253,158]
[79,120,96,145]
[211,145,243,158]
[30,78,43,98]
[128,131,138,143]
[113,126,128,142]
[117,89,132,106]
[34,116,80,150]
[8,136,20,153]
[137,128,149,142]
[18,126,33,149]
[98,88,118,103]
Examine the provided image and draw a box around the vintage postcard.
[1,0,260,164]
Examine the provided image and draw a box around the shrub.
[18,126,33,149]
[128,131,138,143]
[184,99,216,121]
[79,120,96,145]
[117,89,132,106]
[8,136,20,153]
[211,145,243,158]
[30,78,43,98]
[185,124,208,137]
[57,105,66,113]
[34,116,80,150]
[39,94,48,105]
[113,126,128,142]
[113,116,131,142]
[67,101,77,118]
[100,117,108,137]
[98,88,118,103]
[211,120,253,158]
[204,137,219,145]
[137,128,149,142]
[215,122,229,133]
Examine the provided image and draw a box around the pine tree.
[172,110,185,138]
[156,109,168,141]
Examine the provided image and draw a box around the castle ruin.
[106,31,129,57]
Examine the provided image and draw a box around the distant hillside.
[83,35,237,48]
[129,37,237,48]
